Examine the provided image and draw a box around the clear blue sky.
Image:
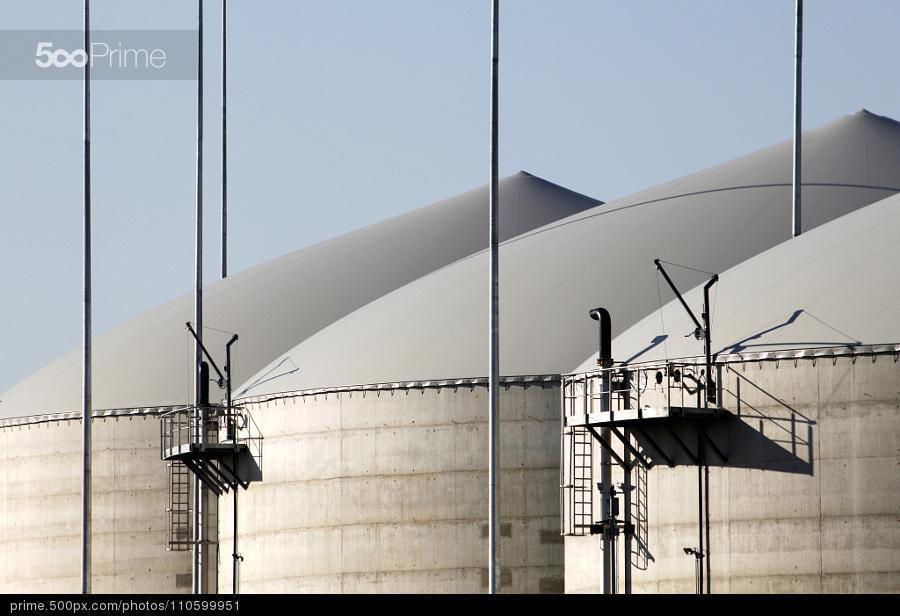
[1,0,898,393]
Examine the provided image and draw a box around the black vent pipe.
[589,307,612,366]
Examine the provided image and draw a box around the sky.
[1,0,899,393]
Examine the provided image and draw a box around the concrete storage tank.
[0,173,597,594]
[220,376,564,593]
[563,191,900,593]
[3,110,899,594]
[225,110,900,593]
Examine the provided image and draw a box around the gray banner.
[0,30,199,80]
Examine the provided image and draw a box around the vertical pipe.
[232,457,238,595]
[609,507,616,594]
[705,463,711,593]
[600,430,611,592]
[590,307,613,594]
[703,285,712,407]
[81,0,92,596]
[226,335,238,594]
[695,556,700,595]
[702,276,717,406]
[792,0,803,237]
[487,0,500,595]
[221,0,228,279]
[193,0,206,595]
[697,433,704,594]
[623,431,632,595]
[559,379,565,535]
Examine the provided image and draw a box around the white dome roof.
[240,110,900,396]
[1,172,598,418]
[574,190,900,371]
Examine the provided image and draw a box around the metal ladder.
[166,460,192,551]
[570,426,593,535]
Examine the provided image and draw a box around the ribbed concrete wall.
[218,379,564,593]
[0,412,191,593]
[565,354,900,593]
[5,354,895,594]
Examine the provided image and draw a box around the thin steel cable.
[202,324,238,336]
[235,356,299,399]
[656,259,716,277]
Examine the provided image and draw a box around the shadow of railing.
[717,365,815,475]
[611,365,816,476]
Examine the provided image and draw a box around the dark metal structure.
[487,0,500,596]
[193,0,206,595]
[561,286,725,594]
[162,323,262,595]
[81,0,93,596]
[221,0,228,279]
[653,259,718,406]
[561,360,728,594]
[793,0,804,237]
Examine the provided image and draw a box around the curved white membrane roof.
[574,190,900,371]
[2,172,599,418]
[242,110,900,396]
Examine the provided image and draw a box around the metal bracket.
[609,426,651,470]
[586,425,629,470]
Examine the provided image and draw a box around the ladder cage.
[166,460,193,551]
[560,424,593,536]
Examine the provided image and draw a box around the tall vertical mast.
[221,0,228,279]
[193,0,206,595]
[792,0,803,237]
[487,0,500,595]
[81,0,93,595]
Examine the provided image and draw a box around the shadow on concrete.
[624,366,816,476]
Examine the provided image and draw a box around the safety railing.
[228,404,264,477]
[160,405,215,459]
[562,360,723,423]
[160,404,262,473]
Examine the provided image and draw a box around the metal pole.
[193,0,206,595]
[591,307,613,594]
[232,457,238,594]
[623,431,632,595]
[695,554,700,595]
[705,462,711,594]
[600,433,611,592]
[487,0,500,595]
[221,0,228,279]
[697,433,704,594]
[609,503,616,594]
[702,276,717,406]
[600,367,611,593]
[80,0,92,596]
[225,335,239,594]
[792,0,803,237]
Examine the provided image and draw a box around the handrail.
[160,404,262,460]
[561,360,718,420]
